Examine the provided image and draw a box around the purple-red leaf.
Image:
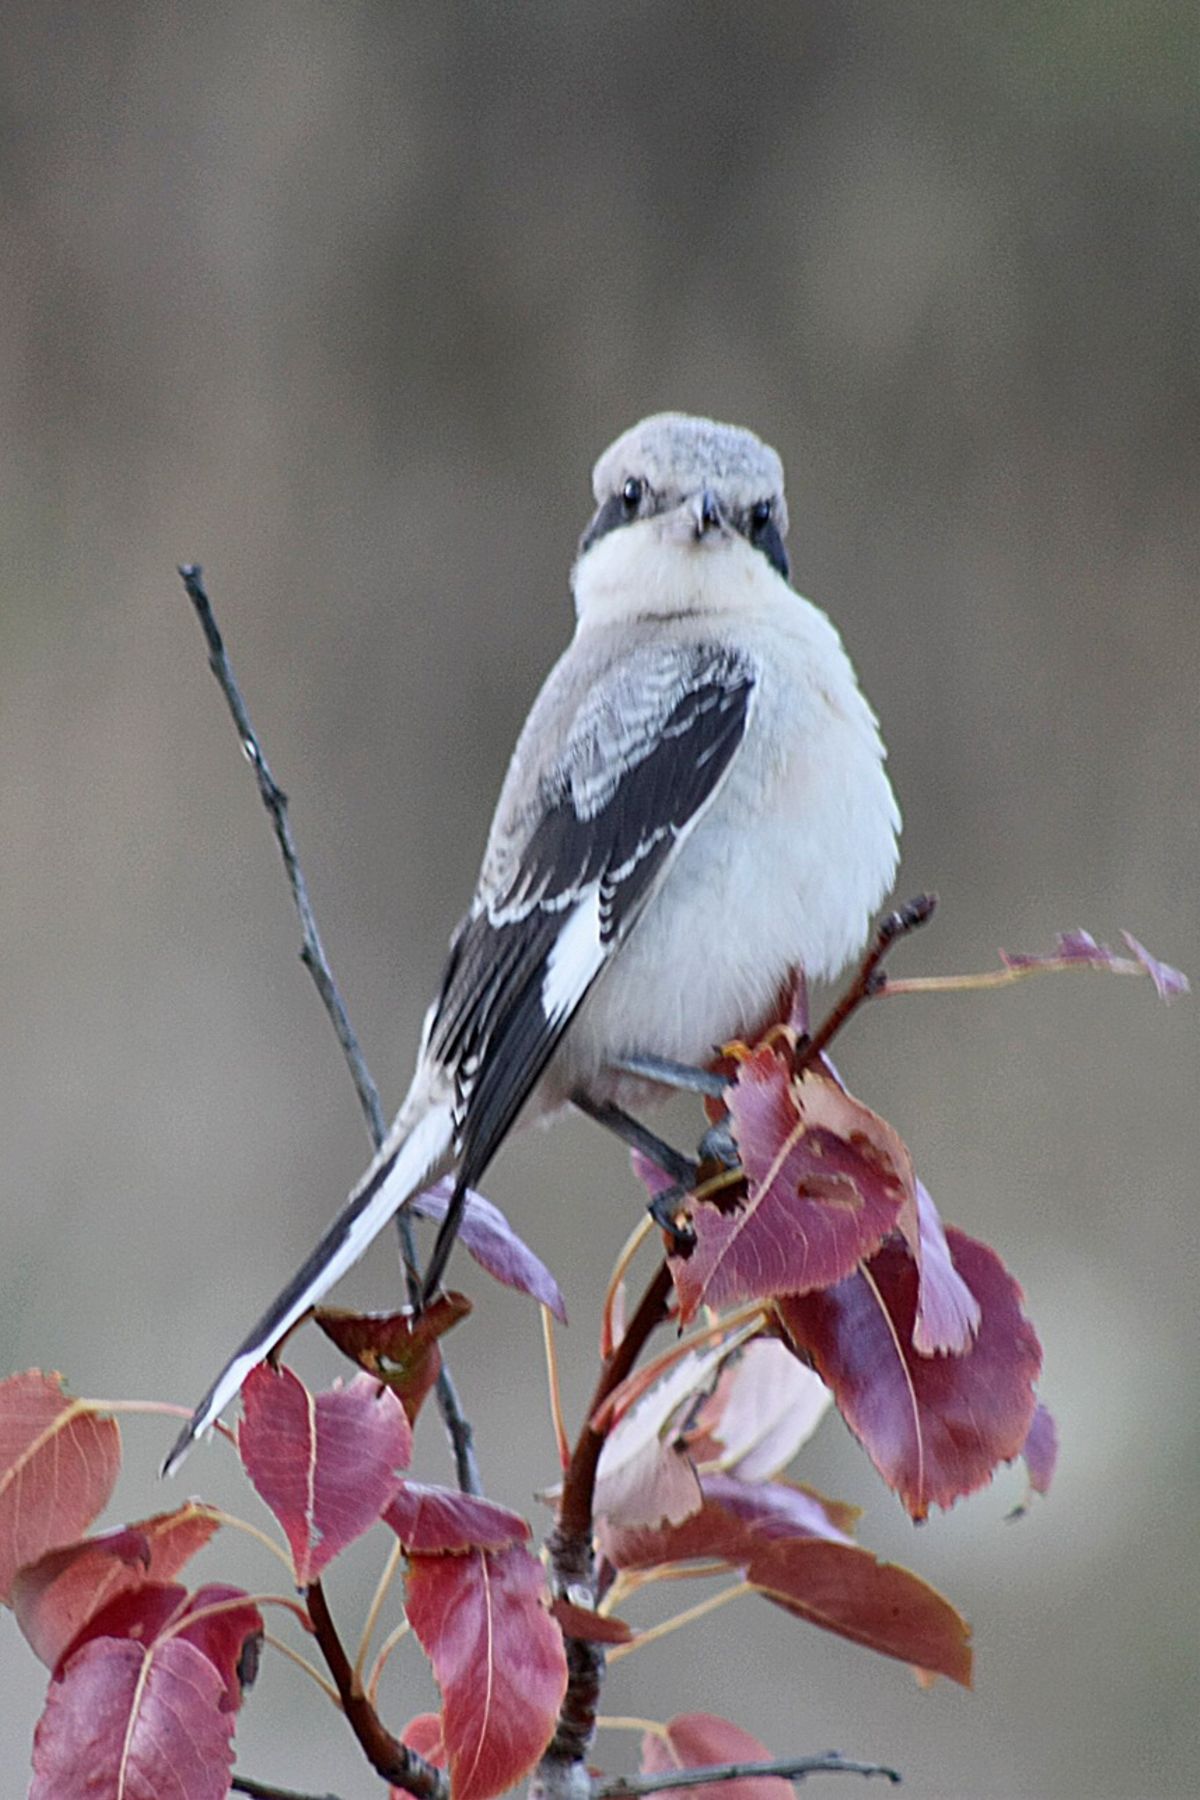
[549,1596,635,1643]
[314,1294,472,1424]
[778,1229,1041,1519]
[599,1471,854,1573]
[12,1504,220,1670]
[641,1714,793,1800]
[748,1537,972,1686]
[238,1365,411,1584]
[412,1179,567,1320]
[399,1710,448,1769]
[385,1482,530,1555]
[1121,931,1189,1001]
[405,1543,567,1800]
[0,1371,121,1604]
[173,1584,263,1712]
[672,1055,911,1322]
[31,1635,235,1800]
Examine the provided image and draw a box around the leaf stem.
[260,1631,341,1704]
[603,1582,751,1664]
[542,1304,571,1471]
[354,1538,404,1688]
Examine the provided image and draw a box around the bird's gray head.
[580,413,790,581]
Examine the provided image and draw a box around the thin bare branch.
[175,563,481,1497]
[595,1752,901,1795]
[232,1776,347,1800]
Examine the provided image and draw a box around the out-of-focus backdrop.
[2,7,1196,1796]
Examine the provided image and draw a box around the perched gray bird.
[165,412,900,1475]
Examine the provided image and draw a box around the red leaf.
[642,1714,792,1800]
[385,1482,529,1555]
[174,1584,263,1711]
[315,1294,472,1424]
[778,1229,1041,1518]
[673,1057,910,1322]
[238,1366,411,1584]
[549,1597,635,1643]
[748,1538,973,1686]
[599,1471,853,1573]
[12,1503,221,1670]
[0,1371,121,1604]
[405,1543,567,1800]
[400,1710,448,1768]
[412,1179,567,1321]
[31,1634,235,1799]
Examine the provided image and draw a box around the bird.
[164,412,900,1475]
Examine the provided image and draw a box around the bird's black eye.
[621,476,644,514]
[750,498,772,533]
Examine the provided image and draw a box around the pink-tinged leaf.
[747,1538,973,1687]
[385,1482,529,1555]
[1121,931,1189,1001]
[673,1056,911,1322]
[685,1340,831,1481]
[0,1371,121,1604]
[405,1543,567,1800]
[778,1230,1041,1519]
[174,1584,263,1711]
[594,1344,727,1531]
[30,1634,235,1799]
[315,1294,472,1425]
[1009,1402,1060,1520]
[642,1714,792,1800]
[549,1597,635,1643]
[13,1502,222,1670]
[905,1181,982,1356]
[238,1366,411,1584]
[413,1179,567,1321]
[14,1529,151,1668]
[400,1711,448,1768]
[599,1471,854,1573]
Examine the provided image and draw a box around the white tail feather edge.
[162,1099,455,1476]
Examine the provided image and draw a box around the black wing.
[428,643,756,1190]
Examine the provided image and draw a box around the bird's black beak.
[691,488,726,538]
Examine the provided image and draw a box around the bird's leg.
[571,1092,697,1188]
[608,1052,728,1099]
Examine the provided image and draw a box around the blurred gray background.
[1,6,1197,1796]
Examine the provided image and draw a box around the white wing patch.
[541,883,605,1025]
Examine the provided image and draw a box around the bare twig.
[595,1753,901,1795]
[798,894,937,1069]
[232,1777,346,1800]
[175,563,481,1497]
[306,1580,447,1800]
[534,1264,675,1800]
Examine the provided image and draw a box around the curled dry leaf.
[314,1293,472,1424]
[0,1371,121,1604]
[778,1229,1041,1519]
[405,1543,567,1800]
[684,1338,831,1481]
[238,1365,411,1584]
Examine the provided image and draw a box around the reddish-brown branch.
[305,1580,446,1800]
[797,893,937,1071]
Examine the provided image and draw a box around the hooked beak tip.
[693,489,724,537]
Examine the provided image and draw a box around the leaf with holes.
[671,1055,911,1322]
[238,1365,411,1584]
[641,1714,793,1800]
[0,1371,121,1604]
[13,1504,220,1669]
[778,1229,1041,1519]
[405,1543,567,1800]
